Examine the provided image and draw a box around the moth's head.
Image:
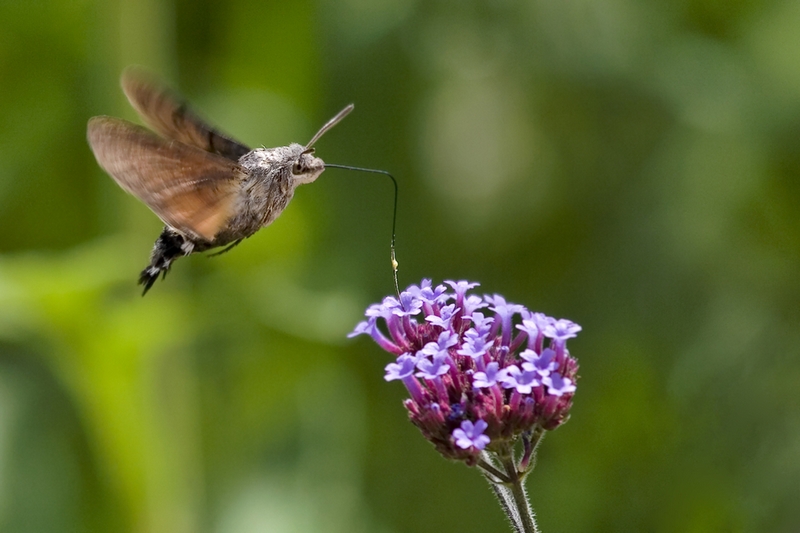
[290,144,326,185]
[290,104,354,186]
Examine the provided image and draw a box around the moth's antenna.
[305,104,354,151]
[325,163,401,298]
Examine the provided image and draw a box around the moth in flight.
[88,67,352,294]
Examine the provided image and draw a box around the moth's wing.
[121,66,250,162]
[87,116,245,241]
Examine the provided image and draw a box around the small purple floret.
[543,319,582,341]
[420,283,450,305]
[520,348,558,377]
[416,355,451,380]
[453,419,491,451]
[365,302,393,320]
[349,316,401,353]
[466,312,494,335]
[445,280,480,296]
[516,319,538,337]
[499,365,541,394]
[463,295,488,315]
[542,372,577,397]
[385,354,416,381]
[529,312,554,330]
[457,330,491,359]
[384,292,423,317]
[473,362,501,388]
[485,294,526,317]
[421,330,459,358]
[425,303,458,328]
[348,320,372,338]
[404,279,432,298]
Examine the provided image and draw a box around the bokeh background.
[1,0,799,532]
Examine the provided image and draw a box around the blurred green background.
[1,0,799,532]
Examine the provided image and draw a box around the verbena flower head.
[350,279,581,466]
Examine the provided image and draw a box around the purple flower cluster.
[350,280,580,465]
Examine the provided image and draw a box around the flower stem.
[506,463,539,533]
[482,449,540,533]
[519,428,545,476]
[487,481,522,531]
[477,457,511,483]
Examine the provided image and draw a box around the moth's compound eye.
[292,161,304,174]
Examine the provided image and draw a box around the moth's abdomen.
[139,227,193,294]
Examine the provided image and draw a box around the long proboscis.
[325,163,400,298]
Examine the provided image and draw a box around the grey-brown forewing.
[121,67,250,162]
[87,116,244,241]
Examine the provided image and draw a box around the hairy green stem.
[502,456,539,533]
[482,446,540,533]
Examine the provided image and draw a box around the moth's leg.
[207,239,243,258]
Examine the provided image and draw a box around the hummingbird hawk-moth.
[87,67,352,294]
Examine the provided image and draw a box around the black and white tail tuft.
[138,227,191,295]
